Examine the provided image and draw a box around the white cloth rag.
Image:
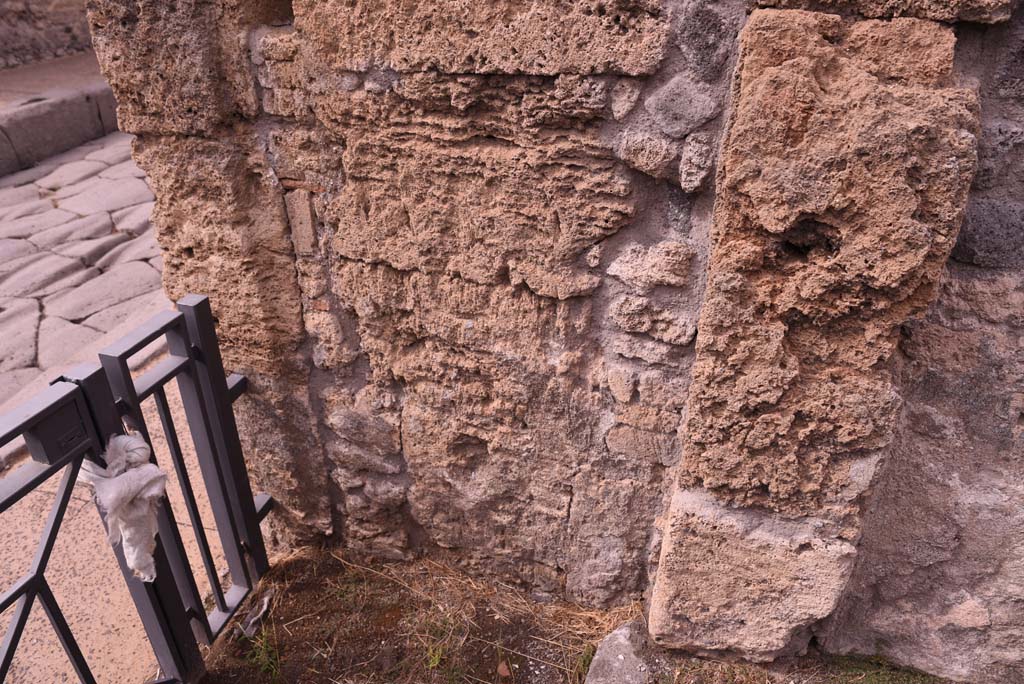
[80,434,167,582]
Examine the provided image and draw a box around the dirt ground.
[203,548,948,684]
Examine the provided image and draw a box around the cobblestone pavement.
[0,132,169,415]
[0,135,183,683]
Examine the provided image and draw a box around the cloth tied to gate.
[80,434,167,582]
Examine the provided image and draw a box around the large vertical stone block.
[133,134,333,540]
[649,9,979,658]
[87,0,228,134]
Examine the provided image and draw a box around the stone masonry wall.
[87,0,1023,681]
[1,0,91,68]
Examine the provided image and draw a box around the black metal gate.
[0,294,272,684]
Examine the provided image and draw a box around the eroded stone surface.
[757,0,1014,23]
[294,0,671,76]
[650,8,979,659]
[88,0,712,598]
[815,10,1024,682]
[84,0,1024,679]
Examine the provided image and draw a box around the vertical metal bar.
[0,591,34,681]
[61,364,206,683]
[30,457,80,576]
[161,318,253,593]
[177,294,269,577]
[153,386,228,613]
[96,351,212,646]
[36,580,97,684]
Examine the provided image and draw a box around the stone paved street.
[0,132,233,684]
[0,132,169,417]
[0,133,179,683]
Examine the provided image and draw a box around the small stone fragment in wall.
[644,74,721,138]
[611,79,643,120]
[616,129,678,179]
[678,132,715,193]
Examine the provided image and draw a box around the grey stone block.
[85,134,133,166]
[0,238,36,264]
[99,160,146,180]
[36,160,108,190]
[28,212,114,249]
[57,177,154,215]
[95,232,160,270]
[0,86,109,167]
[0,184,39,208]
[85,144,132,166]
[952,198,1024,270]
[0,208,77,239]
[0,252,82,297]
[644,74,721,139]
[0,199,52,222]
[0,250,47,280]
[37,316,103,370]
[86,132,133,148]
[0,297,39,371]
[585,621,646,684]
[30,266,100,298]
[0,163,59,190]
[55,232,133,266]
[81,289,170,333]
[44,260,161,321]
[40,141,103,167]
[112,201,153,235]
[0,368,42,403]
[53,175,107,200]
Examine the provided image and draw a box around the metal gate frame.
[0,294,273,684]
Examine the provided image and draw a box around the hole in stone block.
[774,217,841,264]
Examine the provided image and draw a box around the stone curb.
[0,83,118,176]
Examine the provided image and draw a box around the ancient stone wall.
[87,0,1023,680]
[1,0,91,68]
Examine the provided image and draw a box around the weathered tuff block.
[757,0,1015,23]
[87,0,1024,679]
[649,9,979,658]
[92,0,706,603]
[294,0,670,76]
[132,134,334,539]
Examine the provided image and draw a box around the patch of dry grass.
[203,548,948,684]
[328,551,642,683]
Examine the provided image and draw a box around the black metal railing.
[0,294,272,684]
